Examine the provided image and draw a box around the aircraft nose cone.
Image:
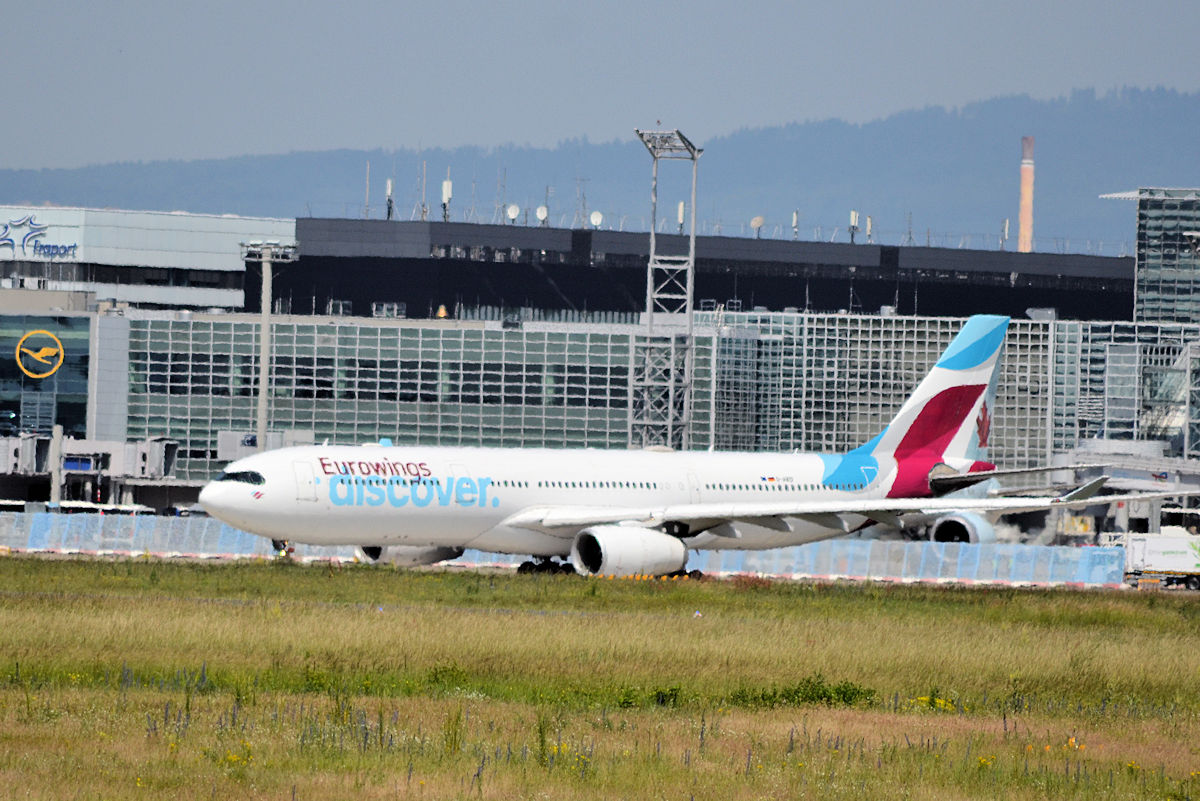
[198,482,225,517]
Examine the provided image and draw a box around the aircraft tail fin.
[862,315,1009,496]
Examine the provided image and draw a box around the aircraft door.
[294,461,318,501]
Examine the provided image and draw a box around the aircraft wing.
[501,482,1199,536]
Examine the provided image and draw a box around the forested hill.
[3,88,1198,252]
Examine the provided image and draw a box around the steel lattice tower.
[629,129,702,449]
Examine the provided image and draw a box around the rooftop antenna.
[792,210,799,241]
[541,185,554,226]
[849,210,860,244]
[573,176,590,228]
[865,215,874,244]
[1000,218,1010,250]
[903,212,915,246]
[493,168,507,224]
[506,203,520,225]
[441,168,453,222]
[467,173,479,223]
[677,201,685,234]
[590,210,603,229]
[750,215,765,239]
[364,161,370,219]
[536,205,549,226]
[385,178,394,221]
[412,161,429,221]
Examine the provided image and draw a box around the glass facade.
[1134,188,1200,323]
[699,313,1053,469]
[0,308,1189,485]
[108,311,1172,480]
[1050,320,1200,454]
[124,317,680,480]
[0,315,90,437]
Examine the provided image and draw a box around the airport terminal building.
[0,205,293,311]
[271,219,1134,322]
[3,198,1200,515]
[7,306,1200,503]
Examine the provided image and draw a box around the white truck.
[1124,531,1200,589]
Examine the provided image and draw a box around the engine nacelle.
[355,545,465,567]
[929,512,996,544]
[569,525,688,577]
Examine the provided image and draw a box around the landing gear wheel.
[517,558,575,575]
[271,539,289,553]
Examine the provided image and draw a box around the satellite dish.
[506,204,520,221]
[589,210,603,228]
[750,216,765,230]
[536,205,548,222]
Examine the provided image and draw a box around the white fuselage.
[198,444,887,557]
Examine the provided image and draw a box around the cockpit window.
[214,470,265,485]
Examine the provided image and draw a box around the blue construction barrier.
[681,540,1125,586]
[0,512,357,561]
[0,512,1126,587]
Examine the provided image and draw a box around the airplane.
[198,314,1191,577]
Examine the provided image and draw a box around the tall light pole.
[241,240,298,452]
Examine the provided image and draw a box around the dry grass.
[1,555,1199,799]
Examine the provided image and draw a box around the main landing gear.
[517,557,575,575]
[271,539,293,557]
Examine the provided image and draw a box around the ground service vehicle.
[1125,533,1200,589]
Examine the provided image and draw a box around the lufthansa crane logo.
[16,330,64,379]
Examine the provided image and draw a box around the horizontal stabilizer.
[930,463,1111,495]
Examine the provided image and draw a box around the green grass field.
[1,555,1198,799]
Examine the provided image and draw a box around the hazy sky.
[9,0,1200,169]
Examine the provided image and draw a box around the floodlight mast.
[241,240,299,452]
[636,129,702,332]
[630,129,702,451]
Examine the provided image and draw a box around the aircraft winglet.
[1055,476,1109,503]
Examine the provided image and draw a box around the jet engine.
[355,545,465,567]
[569,525,688,577]
[929,512,996,544]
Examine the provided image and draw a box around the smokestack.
[1018,136,1034,252]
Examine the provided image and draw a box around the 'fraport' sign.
[0,215,78,260]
